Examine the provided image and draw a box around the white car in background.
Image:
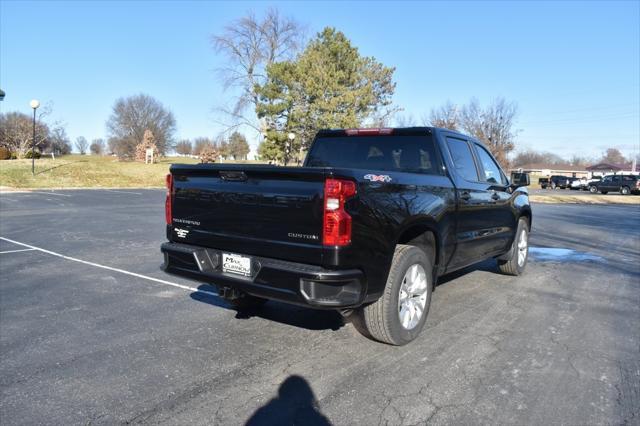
[582,176,602,190]
[570,178,585,190]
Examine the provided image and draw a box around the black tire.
[498,218,529,276]
[357,245,432,346]
[589,186,598,193]
[621,186,630,195]
[601,191,608,194]
[228,295,268,310]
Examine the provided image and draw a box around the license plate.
[222,253,252,277]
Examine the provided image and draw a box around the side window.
[474,145,505,185]
[612,175,621,183]
[446,137,479,182]
[602,176,612,183]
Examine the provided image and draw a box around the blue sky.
[1,0,638,159]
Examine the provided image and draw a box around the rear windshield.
[306,135,442,175]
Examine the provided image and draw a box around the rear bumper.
[161,242,366,309]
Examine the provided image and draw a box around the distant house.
[510,163,589,178]
[585,162,638,176]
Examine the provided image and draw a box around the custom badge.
[364,174,392,183]
[174,228,189,238]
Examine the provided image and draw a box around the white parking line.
[0,248,37,254]
[104,189,143,195]
[28,191,72,197]
[0,237,217,297]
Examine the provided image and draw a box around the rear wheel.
[621,186,630,195]
[498,218,529,276]
[357,245,432,345]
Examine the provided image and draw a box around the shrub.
[0,146,10,160]
[199,145,219,163]
[24,150,41,159]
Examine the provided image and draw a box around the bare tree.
[512,149,568,167]
[211,8,303,132]
[569,154,590,167]
[107,137,118,155]
[0,112,50,156]
[90,138,105,155]
[75,136,88,155]
[460,98,518,166]
[106,94,176,159]
[0,102,55,157]
[193,137,214,156]
[426,101,460,130]
[175,139,192,156]
[48,126,72,155]
[600,148,627,165]
[393,114,417,128]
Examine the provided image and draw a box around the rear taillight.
[165,174,173,225]
[323,178,357,246]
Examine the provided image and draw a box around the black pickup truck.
[161,127,532,345]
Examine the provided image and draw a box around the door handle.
[459,191,471,201]
[491,192,500,201]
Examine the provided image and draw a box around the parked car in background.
[547,175,570,189]
[582,176,601,190]
[568,177,582,190]
[589,175,640,195]
[539,177,549,189]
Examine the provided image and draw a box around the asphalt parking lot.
[1,189,639,425]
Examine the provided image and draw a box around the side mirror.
[510,172,530,187]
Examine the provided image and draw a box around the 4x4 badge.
[175,228,189,238]
[364,174,392,183]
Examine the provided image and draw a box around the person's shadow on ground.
[246,375,331,426]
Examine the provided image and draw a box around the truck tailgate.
[169,164,326,265]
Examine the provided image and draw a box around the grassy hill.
[0,155,257,189]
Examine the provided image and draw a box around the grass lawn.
[0,155,203,189]
[529,193,640,204]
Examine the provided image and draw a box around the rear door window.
[473,144,506,185]
[445,137,479,182]
[306,135,442,175]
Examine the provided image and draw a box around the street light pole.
[287,132,296,166]
[30,99,40,175]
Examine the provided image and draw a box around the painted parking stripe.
[103,189,143,195]
[28,191,72,197]
[0,237,217,297]
[0,248,37,254]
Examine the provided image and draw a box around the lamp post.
[286,132,295,166]
[30,99,40,175]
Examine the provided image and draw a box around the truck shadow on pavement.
[245,375,331,426]
[436,258,497,286]
[190,285,345,331]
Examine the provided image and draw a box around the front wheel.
[356,245,432,345]
[589,186,598,193]
[498,219,529,276]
